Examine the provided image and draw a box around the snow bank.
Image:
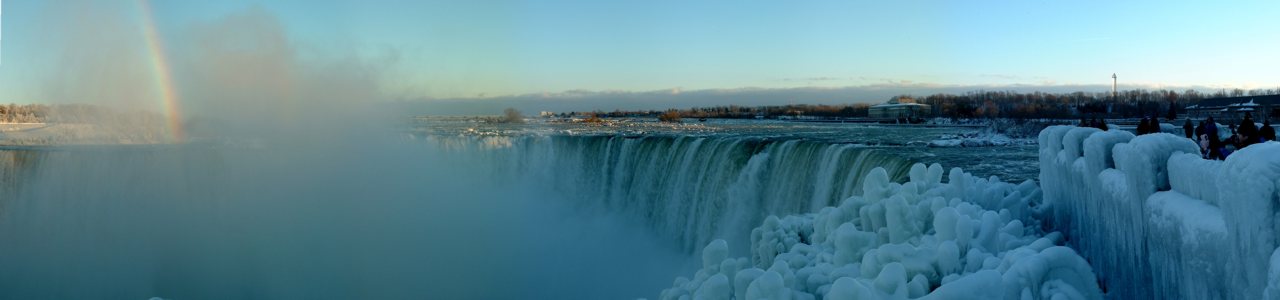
[1167,152,1221,204]
[1218,142,1280,299]
[1146,191,1227,299]
[1040,125,1280,299]
[660,164,1102,300]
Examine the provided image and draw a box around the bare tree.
[658,110,682,123]
[502,107,524,123]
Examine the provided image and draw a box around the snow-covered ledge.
[1039,125,1280,300]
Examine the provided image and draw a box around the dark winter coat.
[1239,116,1258,145]
[1206,122,1220,147]
[1183,120,1194,138]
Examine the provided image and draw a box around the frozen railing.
[1039,125,1280,300]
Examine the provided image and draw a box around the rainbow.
[138,0,185,143]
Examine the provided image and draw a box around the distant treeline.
[0,104,48,123]
[553,88,1279,120]
[558,103,871,120]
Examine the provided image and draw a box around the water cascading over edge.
[429,134,916,252]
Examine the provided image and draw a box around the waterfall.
[0,135,918,298]
[430,134,916,252]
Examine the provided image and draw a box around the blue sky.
[1,0,1277,107]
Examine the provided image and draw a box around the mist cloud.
[32,2,395,143]
[39,1,155,109]
[171,6,391,141]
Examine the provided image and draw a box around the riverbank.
[0,123,166,146]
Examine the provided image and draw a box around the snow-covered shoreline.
[0,123,167,146]
[921,118,1055,148]
[926,132,1033,148]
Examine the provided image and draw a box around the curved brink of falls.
[431,135,916,253]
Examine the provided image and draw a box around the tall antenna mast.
[1111,73,1118,101]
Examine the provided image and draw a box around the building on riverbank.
[868,98,931,118]
[1186,95,1280,121]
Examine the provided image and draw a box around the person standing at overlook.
[1205,117,1222,159]
[1239,113,1259,146]
[1183,119,1195,139]
[1261,119,1276,142]
[1259,119,1276,141]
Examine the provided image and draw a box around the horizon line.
[406,82,1280,102]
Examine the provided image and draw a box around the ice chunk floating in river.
[660,164,1102,300]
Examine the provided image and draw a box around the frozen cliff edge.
[1039,125,1280,299]
[660,163,1102,300]
[927,132,1032,148]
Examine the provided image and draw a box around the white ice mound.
[1040,124,1280,300]
[659,164,1102,300]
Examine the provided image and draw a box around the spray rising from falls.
[431,135,916,252]
[138,0,186,142]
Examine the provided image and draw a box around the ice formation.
[927,133,1020,148]
[1040,125,1280,299]
[659,164,1102,300]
